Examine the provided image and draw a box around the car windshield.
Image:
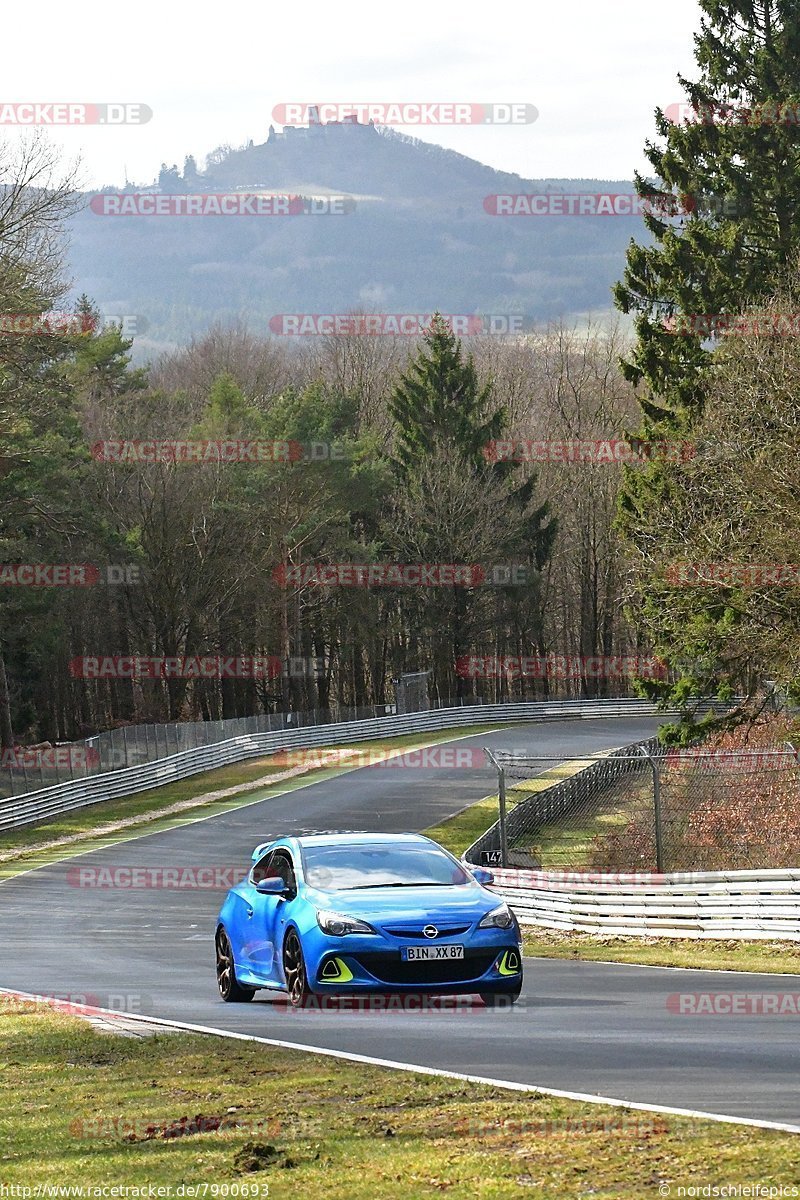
[302,844,470,891]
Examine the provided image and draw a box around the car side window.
[252,849,296,889]
[252,851,277,884]
[270,850,297,891]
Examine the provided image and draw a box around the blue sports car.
[215,832,523,1007]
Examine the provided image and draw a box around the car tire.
[283,928,311,1008]
[216,927,255,1002]
[480,985,522,1008]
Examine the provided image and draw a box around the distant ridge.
[70,114,646,353]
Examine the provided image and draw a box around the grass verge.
[530,781,645,868]
[0,755,299,853]
[1,1007,797,1197]
[521,929,800,974]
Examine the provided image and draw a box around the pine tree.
[615,1,800,423]
[612,1,800,721]
[67,296,148,403]
[388,315,556,697]
[390,314,505,475]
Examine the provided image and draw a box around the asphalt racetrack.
[2,716,799,1128]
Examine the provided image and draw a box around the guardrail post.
[653,762,664,874]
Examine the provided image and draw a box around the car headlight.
[478,903,515,930]
[316,909,376,936]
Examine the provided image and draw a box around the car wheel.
[216,928,255,1002]
[283,929,310,1008]
[480,985,522,1008]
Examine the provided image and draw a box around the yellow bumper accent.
[320,956,354,983]
[497,949,521,976]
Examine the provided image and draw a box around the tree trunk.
[0,644,15,749]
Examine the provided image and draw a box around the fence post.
[484,748,509,868]
[642,747,664,873]
[498,767,509,868]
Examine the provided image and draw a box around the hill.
[67,117,647,354]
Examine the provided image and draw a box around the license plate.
[402,944,465,961]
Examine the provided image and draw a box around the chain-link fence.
[0,690,536,801]
[479,743,800,873]
[0,703,402,801]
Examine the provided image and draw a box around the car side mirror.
[472,867,495,885]
[255,877,291,896]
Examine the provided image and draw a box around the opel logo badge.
[423,924,438,939]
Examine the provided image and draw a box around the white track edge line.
[2,986,798,1136]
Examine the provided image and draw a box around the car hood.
[302,883,499,923]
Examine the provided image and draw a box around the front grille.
[382,923,471,939]
[356,950,497,985]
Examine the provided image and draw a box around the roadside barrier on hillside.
[0,697,668,831]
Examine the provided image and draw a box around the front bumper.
[309,940,523,994]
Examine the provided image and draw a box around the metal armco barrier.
[484,865,800,939]
[0,698,664,832]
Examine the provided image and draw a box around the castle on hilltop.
[267,105,376,142]
[155,107,379,192]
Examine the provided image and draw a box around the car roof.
[300,832,432,847]
[257,831,435,853]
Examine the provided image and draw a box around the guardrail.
[485,866,800,939]
[0,697,665,831]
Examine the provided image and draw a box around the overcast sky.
[3,0,704,189]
